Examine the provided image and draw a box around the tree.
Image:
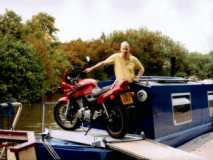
[24,12,58,40]
[105,28,188,76]
[0,9,23,39]
[0,37,46,102]
[205,52,213,78]
[62,28,189,79]
[23,12,70,91]
[183,52,211,79]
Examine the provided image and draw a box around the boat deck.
[179,132,213,160]
[47,128,206,160]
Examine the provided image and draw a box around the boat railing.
[41,102,62,160]
[41,101,57,133]
[139,76,189,83]
[0,102,23,130]
[0,102,24,159]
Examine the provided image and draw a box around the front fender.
[58,96,69,103]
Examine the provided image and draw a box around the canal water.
[0,94,61,133]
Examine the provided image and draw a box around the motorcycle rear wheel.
[106,105,128,138]
[54,101,80,130]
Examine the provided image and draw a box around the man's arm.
[84,54,116,73]
[84,61,105,73]
[134,57,145,81]
[135,67,144,81]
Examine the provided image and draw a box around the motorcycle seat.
[92,86,111,97]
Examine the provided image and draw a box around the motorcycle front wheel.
[106,105,128,138]
[54,101,80,130]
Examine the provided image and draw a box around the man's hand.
[134,68,144,82]
[133,76,140,82]
[83,67,93,73]
[83,61,104,73]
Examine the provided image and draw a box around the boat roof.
[98,76,213,88]
[137,76,213,87]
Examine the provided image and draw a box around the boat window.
[171,93,192,125]
[208,91,213,117]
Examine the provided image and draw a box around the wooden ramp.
[107,140,206,160]
[48,129,206,160]
[179,132,213,160]
[48,128,142,148]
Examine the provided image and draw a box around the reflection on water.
[1,94,61,133]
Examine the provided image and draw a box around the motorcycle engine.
[83,109,91,121]
[78,108,91,122]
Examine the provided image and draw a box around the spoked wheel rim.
[107,107,124,134]
[55,102,79,129]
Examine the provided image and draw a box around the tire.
[54,101,80,130]
[106,105,128,138]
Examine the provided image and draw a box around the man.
[84,41,144,83]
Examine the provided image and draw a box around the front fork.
[64,100,70,119]
[65,98,84,120]
[102,103,110,118]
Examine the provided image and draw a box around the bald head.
[120,41,130,54]
[121,41,129,47]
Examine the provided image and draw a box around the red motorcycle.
[54,61,134,138]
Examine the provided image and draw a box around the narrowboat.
[1,76,213,160]
[36,76,213,160]
[98,76,213,147]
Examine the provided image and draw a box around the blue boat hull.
[35,139,134,160]
[98,77,213,147]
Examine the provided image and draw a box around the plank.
[48,129,142,148]
[107,139,206,160]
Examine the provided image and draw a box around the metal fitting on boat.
[137,90,148,102]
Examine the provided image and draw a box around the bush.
[0,37,46,102]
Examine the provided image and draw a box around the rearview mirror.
[86,56,90,63]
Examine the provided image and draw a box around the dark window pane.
[208,92,213,117]
[172,93,192,125]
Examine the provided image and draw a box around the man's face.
[120,44,130,54]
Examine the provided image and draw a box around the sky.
[0,0,213,53]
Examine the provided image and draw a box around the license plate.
[120,92,133,105]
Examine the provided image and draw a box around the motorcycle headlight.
[137,90,148,102]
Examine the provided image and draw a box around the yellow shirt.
[103,53,143,82]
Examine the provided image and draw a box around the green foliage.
[182,52,210,79]
[0,9,24,39]
[63,28,189,78]
[24,12,58,41]
[22,12,70,92]
[0,37,45,102]
[48,44,70,88]
[0,10,70,102]
[1,9,213,103]
[62,28,213,80]
[106,29,188,76]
